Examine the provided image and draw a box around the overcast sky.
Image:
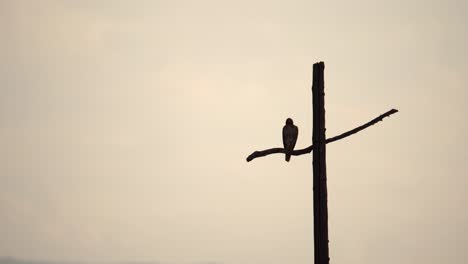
[1,1,467,264]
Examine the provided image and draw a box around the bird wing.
[282,125,289,149]
[291,125,298,150]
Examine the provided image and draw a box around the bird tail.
[285,154,291,162]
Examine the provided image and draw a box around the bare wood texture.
[246,108,398,162]
[312,62,329,264]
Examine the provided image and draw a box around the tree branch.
[246,109,398,162]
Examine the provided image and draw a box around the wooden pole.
[312,62,329,264]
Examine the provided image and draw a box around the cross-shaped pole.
[246,62,398,264]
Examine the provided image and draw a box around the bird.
[282,118,298,162]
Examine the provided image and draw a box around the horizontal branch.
[246,108,398,162]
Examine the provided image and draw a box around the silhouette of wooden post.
[312,62,329,264]
[245,62,398,264]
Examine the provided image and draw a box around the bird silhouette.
[282,118,298,162]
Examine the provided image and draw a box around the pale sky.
[1,1,467,264]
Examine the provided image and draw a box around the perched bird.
[282,118,299,162]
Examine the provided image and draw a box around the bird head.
[286,118,294,125]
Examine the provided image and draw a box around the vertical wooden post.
[312,62,329,264]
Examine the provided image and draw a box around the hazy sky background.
[1,1,467,264]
